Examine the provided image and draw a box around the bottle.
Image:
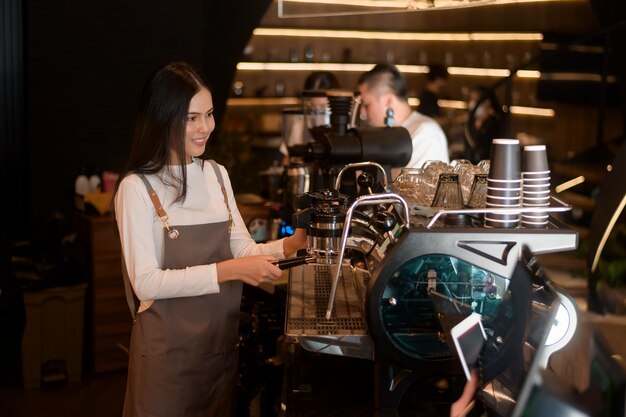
[75,166,90,196]
[89,167,102,193]
[304,45,314,63]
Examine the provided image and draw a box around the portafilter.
[292,189,350,264]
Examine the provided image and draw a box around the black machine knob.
[357,172,375,195]
[374,211,397,239]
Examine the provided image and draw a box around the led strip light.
[236,62,541,79]
[253,28,543,42]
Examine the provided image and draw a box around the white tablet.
[451,313,487,380]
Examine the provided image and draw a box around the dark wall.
[23,0,270,234]
[589,0,626,138]
[1,0,28,240]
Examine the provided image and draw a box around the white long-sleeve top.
[115,158,285,312]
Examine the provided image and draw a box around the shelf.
[226,97,555,117]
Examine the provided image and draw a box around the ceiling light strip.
[517,70,541,78]
[448,66,510,77]
[237,62,539,78]
[253,28,543,42]
[281,0,410,8]
[437,99,468,109]
[227,97,300,106]
[509,105,554,117]
[237,62,377,72]
[281,0,577,8]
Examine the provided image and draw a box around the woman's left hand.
[283,228,307,257]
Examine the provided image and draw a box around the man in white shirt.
[357,64,450,179]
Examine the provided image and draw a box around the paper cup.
[488,188,521,198]
[488,178,523,184]
[523,202,551,207]
[522,182,551,189]
[523,145,549,173]
[488,185,522,191]
[521,220,549,229]
[486,212,520,221]
[489,139,521,181]
[487,197,521,207]
[522,172,551,180]
[484,218,519,228]
[523,190,551,195]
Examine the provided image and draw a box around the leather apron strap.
[207,159,233,233]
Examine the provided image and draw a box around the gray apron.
[122,161,241,417]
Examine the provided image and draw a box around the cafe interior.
[2,0,626,416]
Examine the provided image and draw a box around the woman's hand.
[283,228,307,257]
[450,370,479,417]
[216,256,282,286]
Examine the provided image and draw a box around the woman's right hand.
[216,255,282,286]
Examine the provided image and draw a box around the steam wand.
[325,193,411,320]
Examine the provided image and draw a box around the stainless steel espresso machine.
[279,90,580,416]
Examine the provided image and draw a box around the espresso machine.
[280,91,580,416]
[284,191,579,416]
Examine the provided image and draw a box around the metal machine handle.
[271,255,316,270]
[334,161,388,192]
[325,192,410,320]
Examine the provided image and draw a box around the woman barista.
[114,61,307,417]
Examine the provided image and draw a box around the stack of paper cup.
[485,139,521,228]
[521,145,550,228]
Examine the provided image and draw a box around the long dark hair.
[120,61,210,202]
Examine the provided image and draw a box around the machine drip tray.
[286,263,373,359]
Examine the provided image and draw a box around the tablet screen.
[452,314,486,380]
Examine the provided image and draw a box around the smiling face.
[183,88,215,163]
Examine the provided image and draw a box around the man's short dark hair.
[357,63,408,101]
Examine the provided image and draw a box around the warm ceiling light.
[517,70,541,78]
[280,0,412,8]
[437,99,469,109]
[236,62,378,72]
[253,28,543,42]
[237,62,540,79]
[227,97,301,106]
[236,62,431,73]
[448,67,510,77]
[509,105,555,117]
[280,0,573,9]
[490,0,582,4]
